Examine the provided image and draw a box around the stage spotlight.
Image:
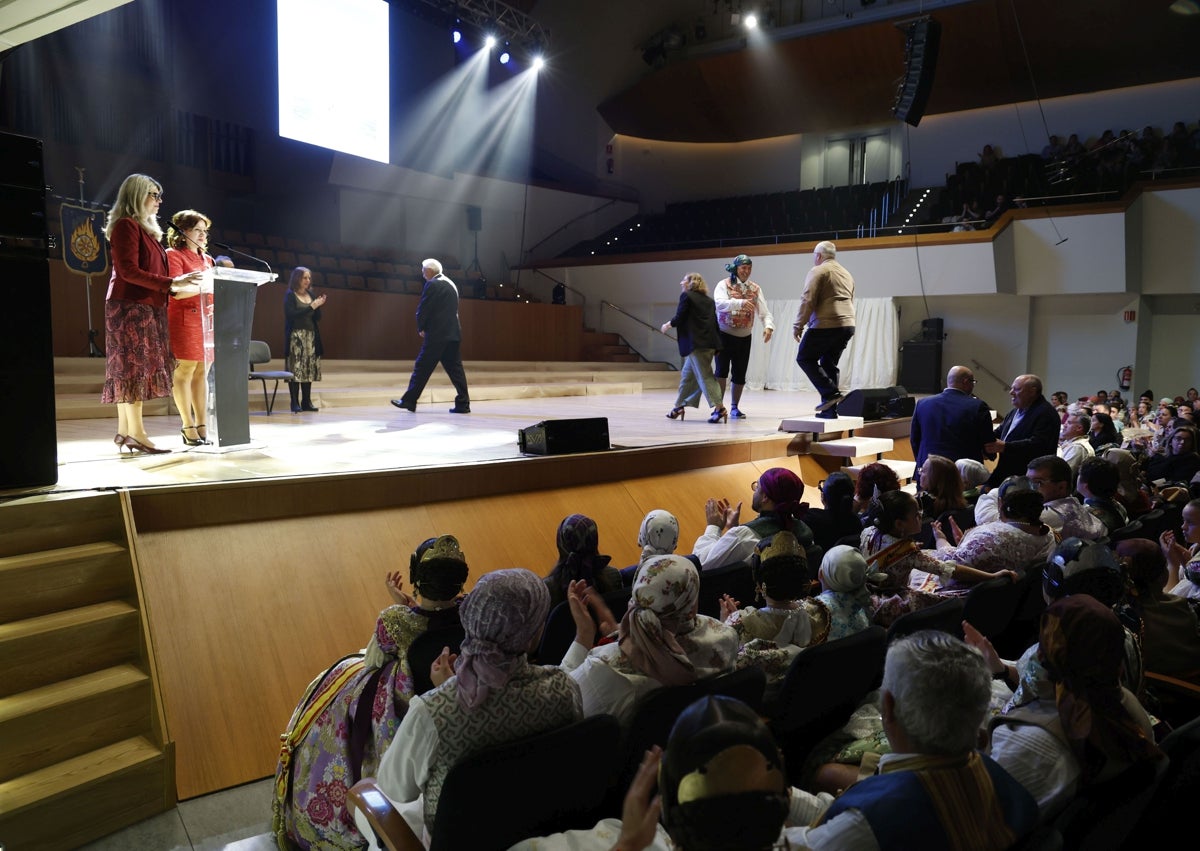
[532,55,545,71]
[485,34,497,49]
[499,50,510,64]
[452,29,462,44]
[744,13,759,29]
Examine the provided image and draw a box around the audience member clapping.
[932,476,1055,574]
[544,513,620,609]
[1160,497,1200,602]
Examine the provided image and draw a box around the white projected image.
[277,0,390,163]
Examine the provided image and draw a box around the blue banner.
[60,203,109,276]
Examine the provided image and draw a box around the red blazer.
[106,217,172,307]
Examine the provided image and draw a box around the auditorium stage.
[44,388,843,496]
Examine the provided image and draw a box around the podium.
[197,267,276,450]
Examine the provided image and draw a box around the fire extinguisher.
[1117,366,1132,391]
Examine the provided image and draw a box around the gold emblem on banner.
[71,216,102,267]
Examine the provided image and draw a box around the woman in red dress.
[166,210,215,446]
[102,174,206,454]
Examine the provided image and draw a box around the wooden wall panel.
[131,454,817,798]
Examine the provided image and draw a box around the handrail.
[533,269,585,311]
[524,198,621,259]
[969,358,1009,397]
[599,300,679,370]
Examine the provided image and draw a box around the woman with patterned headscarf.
[543,513,620,609]
[371,568,582,841]
[619,509,696,586]
[983,594,1161,820]
[561,555,738,726]
[274,535,469,850]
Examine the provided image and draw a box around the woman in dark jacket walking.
[661,272,726,423]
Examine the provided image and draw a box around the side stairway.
[0,492,174,850]
[781,413,917,486]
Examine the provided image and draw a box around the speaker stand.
[85,274,103,357]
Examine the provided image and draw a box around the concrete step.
[806,436,894,459]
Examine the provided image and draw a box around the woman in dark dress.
[661,272,726,423]
[284,266,327,413]
[102,173,206,454]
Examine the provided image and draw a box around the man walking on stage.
[391,258,471,414]
[793,240,855,419]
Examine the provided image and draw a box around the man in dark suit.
[391,258,471,414]
[910,365,994,469]
[985,373,1059,486]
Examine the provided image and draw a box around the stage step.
[779,414,865,433]
[0,492,175,848]
[52,358,679,420]
[806,436,894,460]
[0,541,133,621]
[0,664,151,782]
[0,735,171,851]
[0,601,141,698]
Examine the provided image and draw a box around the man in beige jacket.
[793,241,856,418]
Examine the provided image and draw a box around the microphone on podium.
[209,239,273,275]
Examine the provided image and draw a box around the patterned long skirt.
[101,300,174,403]
[287,329,322,382]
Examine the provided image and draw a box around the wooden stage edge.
[128,431,814,533]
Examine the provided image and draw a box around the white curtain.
[744,297,899,392]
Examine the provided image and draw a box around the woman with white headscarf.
[562,555,738,726]
[619,509,695,585]
[370,568,581,843]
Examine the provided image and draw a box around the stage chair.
[248,340,293,415]
[697,562,756,619]
[960,571,1028,639]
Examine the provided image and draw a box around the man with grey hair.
[793,240,855,419]
[1057,409,1094,482]
[785,631,1038,849]
[391,258,471,414]
[985,373,1060,486]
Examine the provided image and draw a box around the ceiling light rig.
[408,0,549,63]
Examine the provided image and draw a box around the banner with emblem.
[60,203,109,276]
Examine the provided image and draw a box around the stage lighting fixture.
[485,34,497,49]
[499,49,510,64]
[744,13,758,29]
[532,55,545,71]
[452,29,462,43]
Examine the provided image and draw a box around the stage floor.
[39,388,834,496]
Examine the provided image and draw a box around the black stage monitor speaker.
[892,18,941,127]
[840,387,911,421]
[920,317,943,342]
[466,205,482,232]
[899,341,943,395]
[0,131,57,490]
[519,417,610,455]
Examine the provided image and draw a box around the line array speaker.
[892,18,941,127]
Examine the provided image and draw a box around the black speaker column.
[0,131,58,490]
[466,205,482,232]
[892,17,941,127]
[899,341,943,395]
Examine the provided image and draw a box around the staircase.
[0,492,175,850]
[780,414,917,486]
[582,330,640,363]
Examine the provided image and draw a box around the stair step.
[0,601,141,697]
[0,492,125,559]
[779,414,866,433]
[0,735,171,851]
[0,664,151,782]
[807,436,894,459]
[0,541,132,622]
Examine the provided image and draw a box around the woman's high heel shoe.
[666,407,686,420]
[181,426,204,447]
[709,407,728,424]
[122,435,171,455]
[195,423,209,443]
[114,434,126,448]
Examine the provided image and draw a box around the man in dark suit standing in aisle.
[910,365,994,469]
[985,373,1058,486]
[391,258,471,414]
